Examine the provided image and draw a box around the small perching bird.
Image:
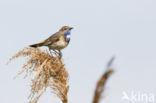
[30,26,73,57]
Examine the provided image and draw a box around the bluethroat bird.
[30,26,73,57]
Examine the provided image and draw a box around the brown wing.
[42,32,63,46]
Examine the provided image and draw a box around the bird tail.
[29,41,45,48]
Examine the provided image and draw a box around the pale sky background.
[0,0,156,103]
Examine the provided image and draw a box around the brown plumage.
[29,26,73,50]
[29,32,61,48]
[29,41,45,47]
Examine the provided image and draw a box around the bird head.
[59,26,73,43]
[59,26,73,32]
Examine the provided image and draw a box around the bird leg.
[48,49,62,58]
[54,50,62,58]
[53,50,59,56]
[48,48,53,56]
[58,50,62,58]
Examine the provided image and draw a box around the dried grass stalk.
[7,47,69,103]
[92,57,115,103]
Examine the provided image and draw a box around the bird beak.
[69,27,73,30]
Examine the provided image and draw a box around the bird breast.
[49,36,68,50]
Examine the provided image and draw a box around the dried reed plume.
[7,47,69,103]
[92,57,115,103]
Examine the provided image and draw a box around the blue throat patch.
[64,30,71,42]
